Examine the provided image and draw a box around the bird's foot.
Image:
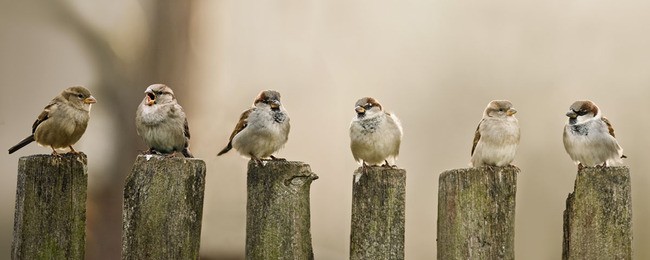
[251,156,263,166]
[382,160,397,168]
[269,155,286,161]
[66,146,80,155]
[578,163,585,171]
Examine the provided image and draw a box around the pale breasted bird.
[8,86,96,155]
[135,84,193,157]
[349,97,403,168]
[470,100,520,167]
[563,100,625,168]
[217,90,290,164]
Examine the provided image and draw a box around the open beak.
[145,91,155,106]
[355,106,365,114]
[566,110,577,119]
[506,108,517,116]
[84,96,97,104]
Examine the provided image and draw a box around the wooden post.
[12,153,88,259]
[122,155,206,260]
[246,160,318,260]
[349,167,406,260]
[562,166,632,260]
[437,166,518,260]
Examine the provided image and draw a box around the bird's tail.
[217,143,232,156]
[8,135,35,154]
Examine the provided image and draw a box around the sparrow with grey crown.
[135,84,193,158]
[217,90,290,164]
[349,97,403,169]
[470,100,520,167]
[563,100,625,168]
[8,86,97,155]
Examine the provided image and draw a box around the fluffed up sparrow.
[8,86,96,155]
[563,100,625,168]
[470,100,520,167]
[135,84,193,158]
[349,97,403,169]
[217,90,290,164]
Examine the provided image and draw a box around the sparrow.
[563,100,625,168]
[349,97,403,168]
[8,86,96,155]
[470,100,520,167]
[135,84,193,158]
[217,90,290,164]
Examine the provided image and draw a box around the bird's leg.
[361,162,369,174]
[165,151,177,158]
[50,147,61,157]
[383,160,396,168]
[251,155,263,166]
[269,155,286,161]
[67,146,80,154]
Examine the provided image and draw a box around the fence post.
[12,153,88,259]
[349,166,406,260]
[562,166,632,259]
[122,155,206,260]
[246,160,318,260]
[437,165,518,260]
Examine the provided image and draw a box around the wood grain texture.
[12,153,88,260]
[562,166,632,260]
[349,166,406,260]
[122,155,206,260]
[246,160,318,260]
[437,166,518,260]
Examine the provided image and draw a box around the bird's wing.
[218,108,253,156]
[31,102,56,134]
[183,117,191,140]
[471,119,483,156]
[601,117,616,138]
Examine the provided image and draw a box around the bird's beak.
[355,106,365,114]
[270,100,280,110]
[145,91,155,106]
[506,108,517,116]
[84,96,97,104]
[566,110,577,118]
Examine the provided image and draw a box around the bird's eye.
[364,104,372,109]
[77,94,84,98]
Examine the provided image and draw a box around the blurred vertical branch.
[46,1,193,259]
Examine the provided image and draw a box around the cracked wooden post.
[122,155,206,260]
[12,153,88,259]
[349,167,406,260]
[437,165,518,260]
[246,160,318,260]
[562,166,632,260]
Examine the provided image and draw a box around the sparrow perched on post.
[135,84,193,158]
[217,90,290,164]
[349,97,403,168]
[8,86,96,155]
[470,100,520,167]
[563,100,625,168]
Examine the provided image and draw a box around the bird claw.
[269,155,286,161]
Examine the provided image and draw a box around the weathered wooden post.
[437,165,518,260]
[122,155,206,260]
[349,166,406,260]
[562,166,632,260]
[12,153,88,259]
[246,160,318,260]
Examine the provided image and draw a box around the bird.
[8,86,96,155]
[563,100,625,168]
[349,97,403,169]
[217,90,290,164]
[470,100,520,167]
[135,84,193,158]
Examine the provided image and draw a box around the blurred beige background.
[1,0,649,259]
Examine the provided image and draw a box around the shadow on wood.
[562,166,632,260]
[122,155,206,260]
[437,165,518,260]
[349,166,406,260]
[246,160,318,260]
[12,153,88,259]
